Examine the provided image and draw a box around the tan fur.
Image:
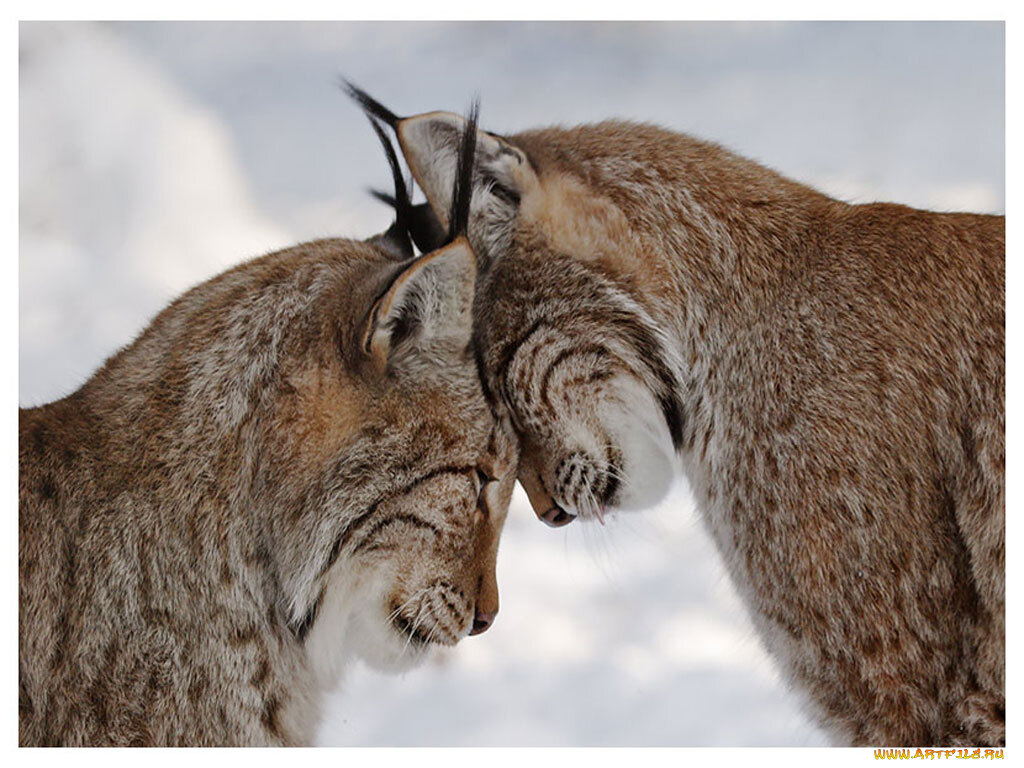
[398,114,1004,746]
[520,171,648,281]
[19,237,517,746]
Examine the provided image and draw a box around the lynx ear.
[397,112,536,258]
[361,238,477,370]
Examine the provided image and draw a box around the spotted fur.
[385,103,1004,746]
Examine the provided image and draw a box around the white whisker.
[387,585,432,624]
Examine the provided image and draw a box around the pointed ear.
[361,238,477,370]
[397,112,537,256]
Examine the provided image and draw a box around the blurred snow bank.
[19,22,291,405]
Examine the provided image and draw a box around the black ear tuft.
[342,79,402,129]
[446,97,480,244]
[366,115,414,259]
[369,188,397,208]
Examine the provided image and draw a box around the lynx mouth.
[391,612,432,647]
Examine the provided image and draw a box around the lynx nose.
[540,504,576,528]
[470,608,497,635]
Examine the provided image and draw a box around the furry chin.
[356,626,434,673]
[344,601,437,674]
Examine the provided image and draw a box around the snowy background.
[19,21,1004,746]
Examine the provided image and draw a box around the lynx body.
[20,116,515,745]
[387,108,1004,746]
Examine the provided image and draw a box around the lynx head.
[284,232,516,676]
[350,87,683,528]
[126,106,516,676]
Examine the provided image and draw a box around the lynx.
[19,111,516,746]
[353,88,1004,746]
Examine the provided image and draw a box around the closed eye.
[475,468,494,515]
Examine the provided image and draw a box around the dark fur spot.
[146,667,169,698]
[250,656,271,689]
[440,594,461,620]
[862,634,881,657]
[266,602,281,631]
[958,419,978,467]
[261,696,284,741]
[187,669,209,702]
[39,475,57,501]
[31,422,47,458]
[19,675,34,717]
[936,478,957,520]
[229,624,260,647]
[50,506,90,670]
